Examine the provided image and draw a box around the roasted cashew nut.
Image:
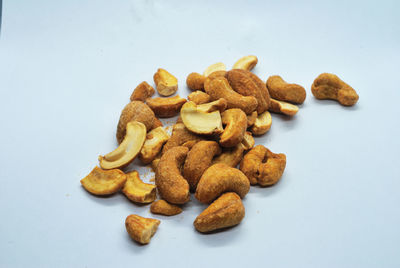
[180,101,223,135]
[220,108,247,147]
[80,166,127,196]
[122,171,156,203]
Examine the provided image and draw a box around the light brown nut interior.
[139,127,169,164]
[269,98,299,116]
[188,90,211,104]
[161,123,203,154]
[150,200,182,216]
[99,121,146,169]
[180,101,223,135]
[183,141,222,191]
[194,192,245,233]
[186,72,206,91]
[116,101,156,143]
[196,98,227,113]
[241,131,255,150]
[146,95,187,118]
[267,75,306,104]
[122,170,156,203]
[156,146,190,204]
[195,163,250,204]
[240,145,286,186]
[203,62,226,77]
[219,108,247,147]
[125,214,160,245]
[251,111,272,136]
[153,68,178,96]
[246,111,258,127]
[212,144,245,168]
[233,55,258,71]
[311,73,359,106]
[80,166,127,196]
[205,77,258,115]
[130,81,155,102]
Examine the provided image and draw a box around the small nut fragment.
[203,62,226,77]
[246,111,258,127]
[151,157,160,172]
[183,141,221,191]
[146,95,187,118]
[180,101,223,135]
[195,163,250,204]
[152,117,163,128]
[311,73,359,106]
[194,192,245,233]
[125,215,160,245]
[130,81,155,102]
[156,146,190,204]
[162,123,203,154]
[80,167,127,195]
[233,55,258,71]
[99,121,146,169]
[122,171,156,203]
[188,90,211,104]
[266,75,306,104]
[116,101,156,143]
[269,98,299,116]
[251,111,272,136]
[220,108,247,147]
[153,68,178,96]
[150,200,182,216]
[241,131,255,150]
[240,145,286,186]
[196,98,227,113]
[205,77,258,114]
[139,127,169,164]
[186,72,206,91]
[212,144,245,168]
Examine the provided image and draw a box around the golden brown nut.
[80,167,127,195]
[130,81,155,102]
[220,109,247,147]
[153,68,178,96]
[240,145,286,186]
[139,127,169,164]
[146,95,187,118]
[125,214,160,245]
[233,55,258,71]
[180,101,223,135]
[196,98,227,113]
[311,73,359,106]
[99,121,146,169]
[246,111,258,127]
[186,72,206,91]
[195,163,250,204]
[194,192,245,233]
[162,123,203,154]
[122,171,156,203]
[241,131,255,150]
[116,101,156,143]
[152,117,163,129]
[151,157,160,172]
[251,111,272,136]
[269,98,299,116]
[150,200,182,216]
[212,144,245,168]
[156,146,190,204]
[246,71,271,110]
[226,69,269,114]
[188,90,211,104]
[183,141,222,191]
[205,77,258,114]
[266,75,306,104]
[203,62,226,77]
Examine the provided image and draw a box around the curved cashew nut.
[267,75,306,104]
[251,111,272,136]
[155,146,190,204]
[139,127,169,164]
[212,144,245,168]
[269,98,299,116]
[220,108,247,147]
[162,123,203,154]
[80,166,127,196]
[233,55,258,71]
[180,101,223,135]
[186,72,206,91]
[195,163,250,204]
[203,62,226,77]
[146,95,187,118]
[122,171,156,203]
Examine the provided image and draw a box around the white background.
[1,0,399,267]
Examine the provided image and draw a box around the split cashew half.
[125,214,160,244]
[251,111,272,136]
[122,171,156,203]
[80,166,127,195]
[233,55,258,71]
[139,126,169,164]
[180,101,223,135]
[220,108,247,147]
[203,62,226,77]
[269,98,299,116]
[146,95,187,118]
[153,68,178,96]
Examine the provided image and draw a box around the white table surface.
[1,1,399,267]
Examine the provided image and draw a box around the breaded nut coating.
[220,109,247,147]
[195,163,250,204]
[150,200,182,216]
[130,81,155,102]
[267,75,306,104]
[183,141,222,191]
[156,146,190,204]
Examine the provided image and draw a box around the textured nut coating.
[311,73,359,106]
[153,68,178,96]
[188,90,211,104]
[162,123,203,154]
[130,81,155,102]
[212,144,245,168]
[220,108,247,147]
[183,141,222,191]
[267,75,306,104]
[150,200,182,216]
[80,167,127,196]
[195,163,250,204]
[186,72,206,91]
[156,146,190,204]
[146,95,187,118]
[194,192,245,233]
[125,215,160,244]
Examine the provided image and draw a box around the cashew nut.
[240,145,286,186]
[311,73,359,106]
[194,192,245,233]
[266,75,306,104]
[122,171,156,203]
[195,163,250,204]
[269,98,299,116]
[146,95,187,118]
[156,146,190,204]
[233,55,258,71]
[150,200,182,216]
[196,98,227,113]
[125,214,160,244]
[180,101,223,135]
[99,121,146,169]
[203,62,226,77]
[188,90,211,104]
[183,141,221,191]
[247,111,258,127]
[80,166,127,195]
[139,126,169,164]
[212,144,245,168]
[241,131,255,150]
[162,123,203,154]
[251,111,272,136]
[186,72,206,91]
[153,68,178,96]
[130,81,155,102]
[220,108,247,147]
